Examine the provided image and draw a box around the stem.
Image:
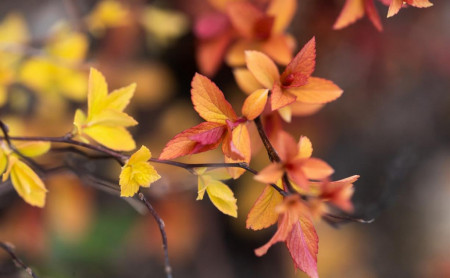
[0,242,39,278]
[138,193,173,278]
[253,117,281,163]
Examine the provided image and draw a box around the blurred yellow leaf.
[86,0,129,34]
[15,141,51,157]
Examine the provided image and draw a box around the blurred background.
[0,0,449,277]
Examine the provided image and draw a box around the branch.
[253,117,280,163]
[0,242,39,278]
[138,193,173,278]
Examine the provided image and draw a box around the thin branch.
[254,117,281,163]
[0,242,39,278]
[138,193,173,278]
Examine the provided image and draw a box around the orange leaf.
[301,158,334,180]
[226,2,263,38]
[270,82,296,111]
[288,77,343,104]
[281,37,316,81]
[261,34,295,65]
[233,68,263,95]
[196,30,233,77]
[191,73,237,123]
[159,122,225,160]
[273,130,299,162]
[245,51,280,89]
[333,0,365,30]
[387,0,403,17]
[290,102,324,116]
[246,185,283,230]
[242,89,269,120]
[254,163,284,184]
[286,216,319,278]
[267,0,297,33]
[224,123,251,179]
[297,136,313,159]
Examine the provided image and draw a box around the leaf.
[270,82,296,111]
[88,67,109,117]
[254,163,284,184]
[15,141,51,157]
[119,146,160,197]
[286,216,319,278]
[206,178,238,217]
[224,123,251,179]
[104,83,136,112]
[297,136,313,159]
[233,68,263,95]
[333,0,365,30]
[226,2,263,38]
[260,34,294,65]
[288,77,343,104]
[8,158,47,207]
[88,109,138,127]
[191,73,237,124]
[197,30,233,76]
[159,122,225,160]
[300,158,334,180]
[281,37,316,81]
[83,125,136,151]
[267,0,297,33]
[387,0,403,17]
[242,89,269,120]
[365,0,383,31]
[0,150,7,175]
[246,185,283,230]
[198,175,237,217]
[245,51,280,89]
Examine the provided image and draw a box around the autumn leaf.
[387,0,433,18]
[119,146,160,197]
[86,0,130,35]
[242,89,269,120]
[2,156,47,208]
[333,0,383,31]
[246,185,283,230]
[196,169,237,217]
[73,67,138,151]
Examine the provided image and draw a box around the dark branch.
[138,193,173,278]
[254,117,281,163]
[0,242,39,278]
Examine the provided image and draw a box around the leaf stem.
[0,242,39,278]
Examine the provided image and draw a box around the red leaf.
[281,37,316,82]
[159,122,225,160]
[286,216,319,278]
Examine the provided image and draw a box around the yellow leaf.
[119,146,160,197]
[15,141,51,157]
[0,149,7,175]
[88,68,109,117]
[246,185,283,230]
[86,0,129,33]
[297,136,312,159]
[9,158,47,207]
[46,25,88,63]
[88,109,138,127]
[205,176,238,217]
[245,51,279,89]
[105,83,136,112]
[277,105,292,122]
[83,125,136,151]
[197,174,208,201]
[0,13,29,44]
[242,89,269,120]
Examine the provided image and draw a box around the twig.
[254,117,281,163]
[0,242,39,278]
[138,193,173,278]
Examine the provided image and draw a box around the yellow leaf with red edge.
[288,77,343,104]
[286,216,319,278]
[4,157,47,208]
[197,173,237,217]
[333,0,365,30]
[270,82,296,111]
[242,89,268,120]
[119,146,160,197]
[246,185,283,230]
[15,141,51,157]
[224,123,251,179]
[245,51,279,89]
[191,73,237,124]
[159,122,225,160]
